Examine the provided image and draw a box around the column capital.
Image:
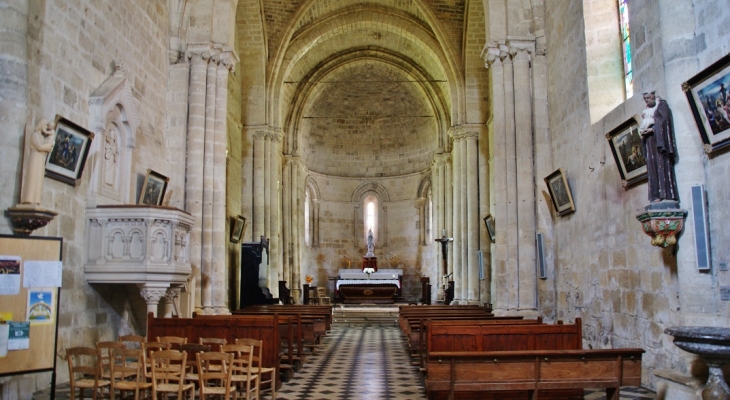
[482,42,509,68]
[186,43,215,62]
[267,128,284,143]
[218,50,240,73]
[448,125,485,140]
[138,283,169,305]
[507,38,535,61]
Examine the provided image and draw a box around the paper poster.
[23,261,63,288]
[0,323,8,357]
[0,312,12,322]
[27,290,53,325]
[0,256,21,295]
[7,322,29,350]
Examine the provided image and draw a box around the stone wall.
[0,1,170,398]
[544,0,730,389]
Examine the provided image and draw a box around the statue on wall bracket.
[634,91,687,248]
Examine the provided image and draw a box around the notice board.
[0,235,62,377]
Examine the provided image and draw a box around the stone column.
[465,131,480,303]
[282,157,292,284]
[253,131,266,238]
[161,287,182,318]
[512,43,537,310]
[484,44,503,305]
[444,154,453,279]
[418,198,427,245]
[212,51,236,314]
[503,48,519,310]
[139,284,169,317]
[264,134,272,237]
[291,158,302,303]
[312,199,320,247]
[450,129,462,303]
[185,47,211,314]
[268,131,282,296]
[199,48,218,314]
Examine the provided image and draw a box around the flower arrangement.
[305,275,313,284]
[362,267,375,275]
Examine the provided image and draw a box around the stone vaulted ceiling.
[261,0,465,178]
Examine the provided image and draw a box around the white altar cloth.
[336,279,401,289]
[338,268,402,280]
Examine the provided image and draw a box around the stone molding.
[88,61,140,205]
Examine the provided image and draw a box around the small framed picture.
[606,116,647,186]
[544,168,575,216]
[45,116,94,186]
[230,215,246,243]
[682,52,730,153]
[138,169,169,206]
[483,214,495,243]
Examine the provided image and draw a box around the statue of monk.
[639,91,678,203]
[21,120,56,206]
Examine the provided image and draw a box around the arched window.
[618,0,633,97]
[363,194,378,245]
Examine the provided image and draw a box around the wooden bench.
[426,349,644,400]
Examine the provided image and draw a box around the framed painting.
[606,116,647,186]
[682,52,730,153]
[544,168,575,216]
[483,214,495,243]
[44,116,94,186]
[138,169,169,206]
[230,215,246,243]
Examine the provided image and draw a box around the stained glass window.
[618,0,633,97]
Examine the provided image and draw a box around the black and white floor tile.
[34,325,656,400]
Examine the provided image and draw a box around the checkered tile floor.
[34,325,656,399]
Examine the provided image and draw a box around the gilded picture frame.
[230,215,246,243]
[682,52,730,154]
[483,214,495,243]
[138,169,169,206]
[606,116,647,187]
[544,168,575,217]
[44,116,94,186]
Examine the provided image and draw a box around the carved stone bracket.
[636,201,687,247]
[5,205,57,236]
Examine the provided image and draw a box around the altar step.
[331,305,399,327]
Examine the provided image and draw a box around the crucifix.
[435,230,454,276]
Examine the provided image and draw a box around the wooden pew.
[399,307,493,337]
[408,315,526,352]
[146,312,285,383]
[242,305,333,331]
[426,349,644,400]
[424,319,585,399]
[416,318,541,370]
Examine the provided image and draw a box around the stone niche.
[84,205,195,317]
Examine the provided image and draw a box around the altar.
[336,269,402,304]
